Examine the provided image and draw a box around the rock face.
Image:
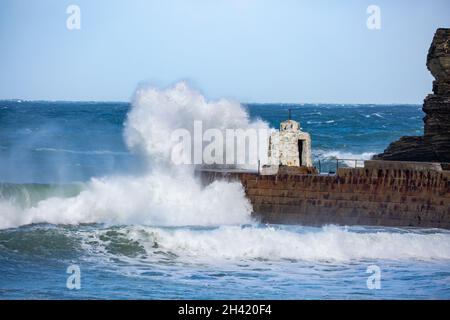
[374,28,450,163]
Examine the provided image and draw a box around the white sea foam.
[20,172,252,227]
[372,112,384,118]
[85,225,450,262]
[364,112,385,119]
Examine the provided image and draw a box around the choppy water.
[2,223,450,299]
[1,91,449,299]
[0,100,423,183]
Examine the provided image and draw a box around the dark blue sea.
[1,98,450,299]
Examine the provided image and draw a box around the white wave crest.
[87,225,450,262]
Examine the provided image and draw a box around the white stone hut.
[265,119,312,171]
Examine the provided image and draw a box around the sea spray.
[24,171,253,227]
[125,82,270,168]
[0,82,270,229]
[0,200,22,230]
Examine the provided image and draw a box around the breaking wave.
[0,82,269,229]
[108,225,450,262]
[3,224,450,262]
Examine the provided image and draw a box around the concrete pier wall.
[199,164,450,229]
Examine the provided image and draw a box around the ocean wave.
[364,112,385,119]
[4,224,450,263]
[0,172,253,230]
[121,225,450,262]
[0,182,84,208]
[0,226,79,258]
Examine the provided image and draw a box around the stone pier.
[198,161,450,229]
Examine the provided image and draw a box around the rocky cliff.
[374,28,450,163]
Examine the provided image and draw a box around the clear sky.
[0,0,449,104]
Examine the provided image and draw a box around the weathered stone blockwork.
[267,119,312,167]
[199,167,450,229]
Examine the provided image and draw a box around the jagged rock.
[374,28,450,163]
[373,136,438,162]
[427,28,450,81]
[432,80,450,95]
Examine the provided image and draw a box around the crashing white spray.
[125,82,269,168]
[0,82,270,229]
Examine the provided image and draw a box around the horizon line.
[0,98,423,106]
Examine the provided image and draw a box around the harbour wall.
[198,162,450,229]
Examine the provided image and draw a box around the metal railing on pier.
[314,158,366,174]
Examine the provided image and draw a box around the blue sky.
[0,0,449,103]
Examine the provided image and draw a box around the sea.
[1,85,450,299]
